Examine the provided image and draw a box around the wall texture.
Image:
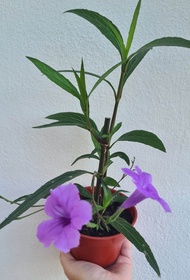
[0,1,190,279]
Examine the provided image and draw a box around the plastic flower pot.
[71,187,137,268]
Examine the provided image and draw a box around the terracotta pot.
[71,187,137,268]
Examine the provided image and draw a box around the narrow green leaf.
[74,184,92,199]
[66,9,126,58]
[137,37,190,53]
[110,151,130,165]
[124,49,149,83]
[92,204,104,215]
[124,37,190,83]
[110,190,128,204]
[103,160,113,173]
[72,153,99,166]
[72,69,82,93]
[91,135,101,156]
[26,57,80,99]
[72,60,88,113]
[103,177,120,188]
[89,60,123,96]
[12,195,30,204]
[118,130,166,152]
[111,217,161,277]
[0,170,92,230]
[79,59,87,96]
[58,69,116,96]
[102,183,113,209]
[126,0,141,54]
[87,222,98,228]
[34,112,99,134]
[110,122,122,137]
[113,195,127,204]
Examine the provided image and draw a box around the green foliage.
[72,153,99,166]
[66,9,126,59]
[1,1,190,275]
[103,176,120,188]
[34,112,99,135]
[124,49,149,82]
[0,170,92,229]
[117,130,166,152]
[111,217,161,277]
[102,182,113,209]
[110,122,122,137]
[126,0,141,55]
[26,57,80,99]
[74,184,92,199]
[110,151,130,165]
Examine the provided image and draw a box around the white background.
[0,1,190,279]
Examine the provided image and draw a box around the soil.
[80,201,133,237]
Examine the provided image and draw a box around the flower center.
[59,216,71,227]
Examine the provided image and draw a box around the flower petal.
[122,168,138,181]
[121,166,171,212]
[62,183,81,211]
[54,224,80,252]
[71,200,92,229]
[44,183,80,218]
[37,183,93,252]
[121,189,146,209]
[37,219,63,247]
[157,197,172,212]
[135,166,142,175]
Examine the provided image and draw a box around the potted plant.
[0,0,190,277]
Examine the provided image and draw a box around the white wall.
[0,1,190,279]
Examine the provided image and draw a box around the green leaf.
[72,60,88,113]
[66,9,126,59]
[102,183,113,209]
[91,135,101,156]
[12,195,30,204]
[58,69,116,96]
[89,60,123,96]
[110,122,122,137]
[111,190,128,204]
[72,153,99,165]
[126,0,141,54]
[110,151,130,165]
[103,160,113,174]
[103,177,120,188]
[26,57,80,99]
[79,59,87,96]
[92,204,104,215]
[124,37,190,83]
[87,222,98,228]
[137,37,190,53]
[112,195,127,204]
[0,170,92,230]
[118,130,166,152]
[34,112,99,134]
[124,49,149,83]
[74,184,92,199]
[111,217,160,277]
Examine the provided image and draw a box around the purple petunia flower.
[37,183,92,252]
[121,166,171,212]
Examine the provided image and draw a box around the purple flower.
[37,183,92,252]
[121,166,171,212]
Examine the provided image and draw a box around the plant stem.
[95,118,110,204]
[109,65,127,134]
[117,157,136,184]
